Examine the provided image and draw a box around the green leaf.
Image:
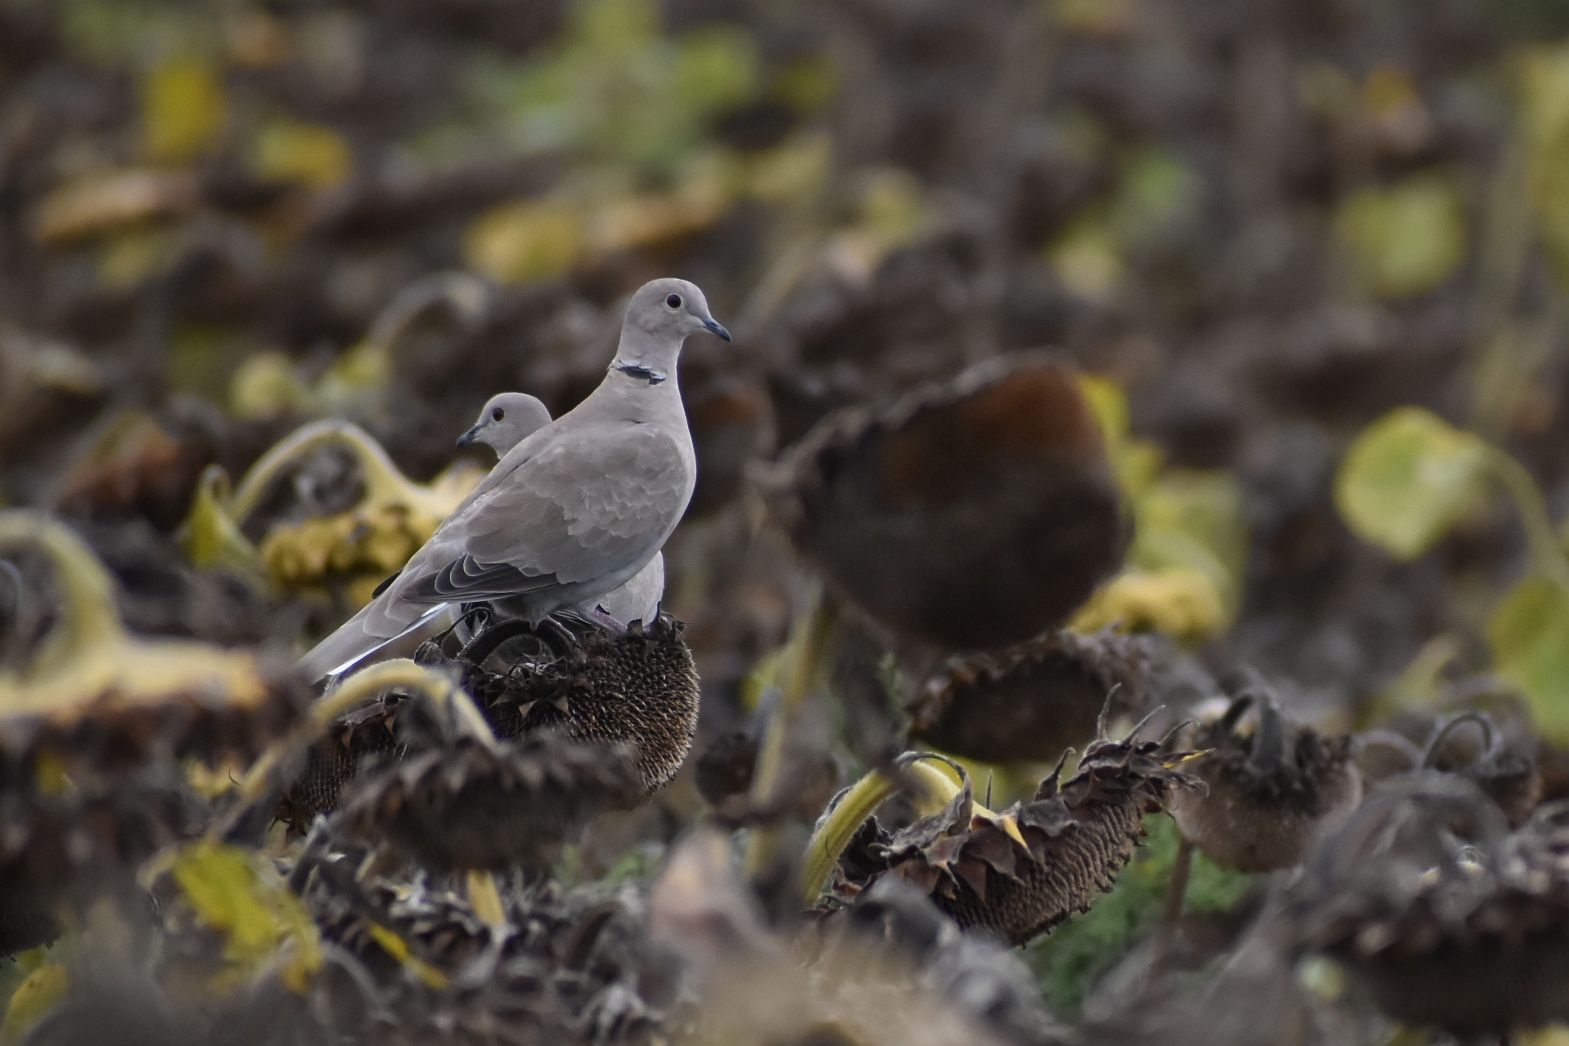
[1334,172,1467,299]
[1489,575,1569,743]
[1336,407,1491,560]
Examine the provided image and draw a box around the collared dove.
[298,278,728,682]
[458,392,666,628]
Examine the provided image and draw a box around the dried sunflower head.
[1288,777,1569,1035]
[830,721,1201,946]
[759,353,1127,652]
[908,628,1156,764]
[1421,711,1541,828]
[450,614,700,797]
[280,614,698,829]
[1169,681,1362,872]
[338,730,643,873]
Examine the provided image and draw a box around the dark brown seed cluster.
[281,614,699,828]
[833,731,1201,946]
[758,353,1128,652]
[1170,688,1362,872]
[338,732,643,872]
[908,628,1156,764]
[1289,781,1569,1035]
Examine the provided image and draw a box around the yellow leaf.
[464,200,584,283]
[251,117,352,189]
[171,842,322,992]
[142,59,227,162]
[2,963,68,1040]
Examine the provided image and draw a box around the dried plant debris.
[759,353,1127,652]
[0,512,310,778]
[822,877,1064,1044]
[0,771,201,957]
[909,628,1157,764]
[1421,710,1542,827]
[1288,778,1569,1035]
[338,731,644,872]
[831,724,1201,945]
[282,614,698,828]
[1169,682,1362,872]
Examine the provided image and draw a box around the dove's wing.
[375,420,692,618]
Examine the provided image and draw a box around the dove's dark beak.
[703,317,732,342]
[456,424,482,448]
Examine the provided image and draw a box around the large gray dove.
[457,391,666,628]
[297,278,728,681]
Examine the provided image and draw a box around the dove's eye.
[665,293,682,309]
[491,408,505,422]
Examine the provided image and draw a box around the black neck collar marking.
[612,360,667,385]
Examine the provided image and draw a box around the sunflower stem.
[744,593,840,880]
[228,420,450,526]
[798,756,967,907]
[0,511,128,695]
[1486,448,1569,598]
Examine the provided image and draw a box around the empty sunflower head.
[759,353,1127,652]
[1169,679,1362,872]
[829,718,1201,945]
[908,628,1156,764]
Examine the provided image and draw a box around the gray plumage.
[458,391,667,627]
[298,278,728,681]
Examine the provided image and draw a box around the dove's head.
[625,278,731,347]
[457,392,553,455]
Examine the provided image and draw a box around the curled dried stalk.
[0,511,269,713]
[800,752,973,907]
[228,419,456,526]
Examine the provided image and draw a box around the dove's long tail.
[297,599,455,682]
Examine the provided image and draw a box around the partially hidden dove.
[297,278,728,681]
[457,392,666,628]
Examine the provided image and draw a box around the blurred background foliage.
[10,0,1569,1033]
[5,0,1569,829]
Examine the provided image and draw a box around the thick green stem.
[744,594,840,878]
[799,756,967,907]
[0,511,127,692]
[1487,448,1569,598]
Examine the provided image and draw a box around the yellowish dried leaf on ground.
[142,58,228,162]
